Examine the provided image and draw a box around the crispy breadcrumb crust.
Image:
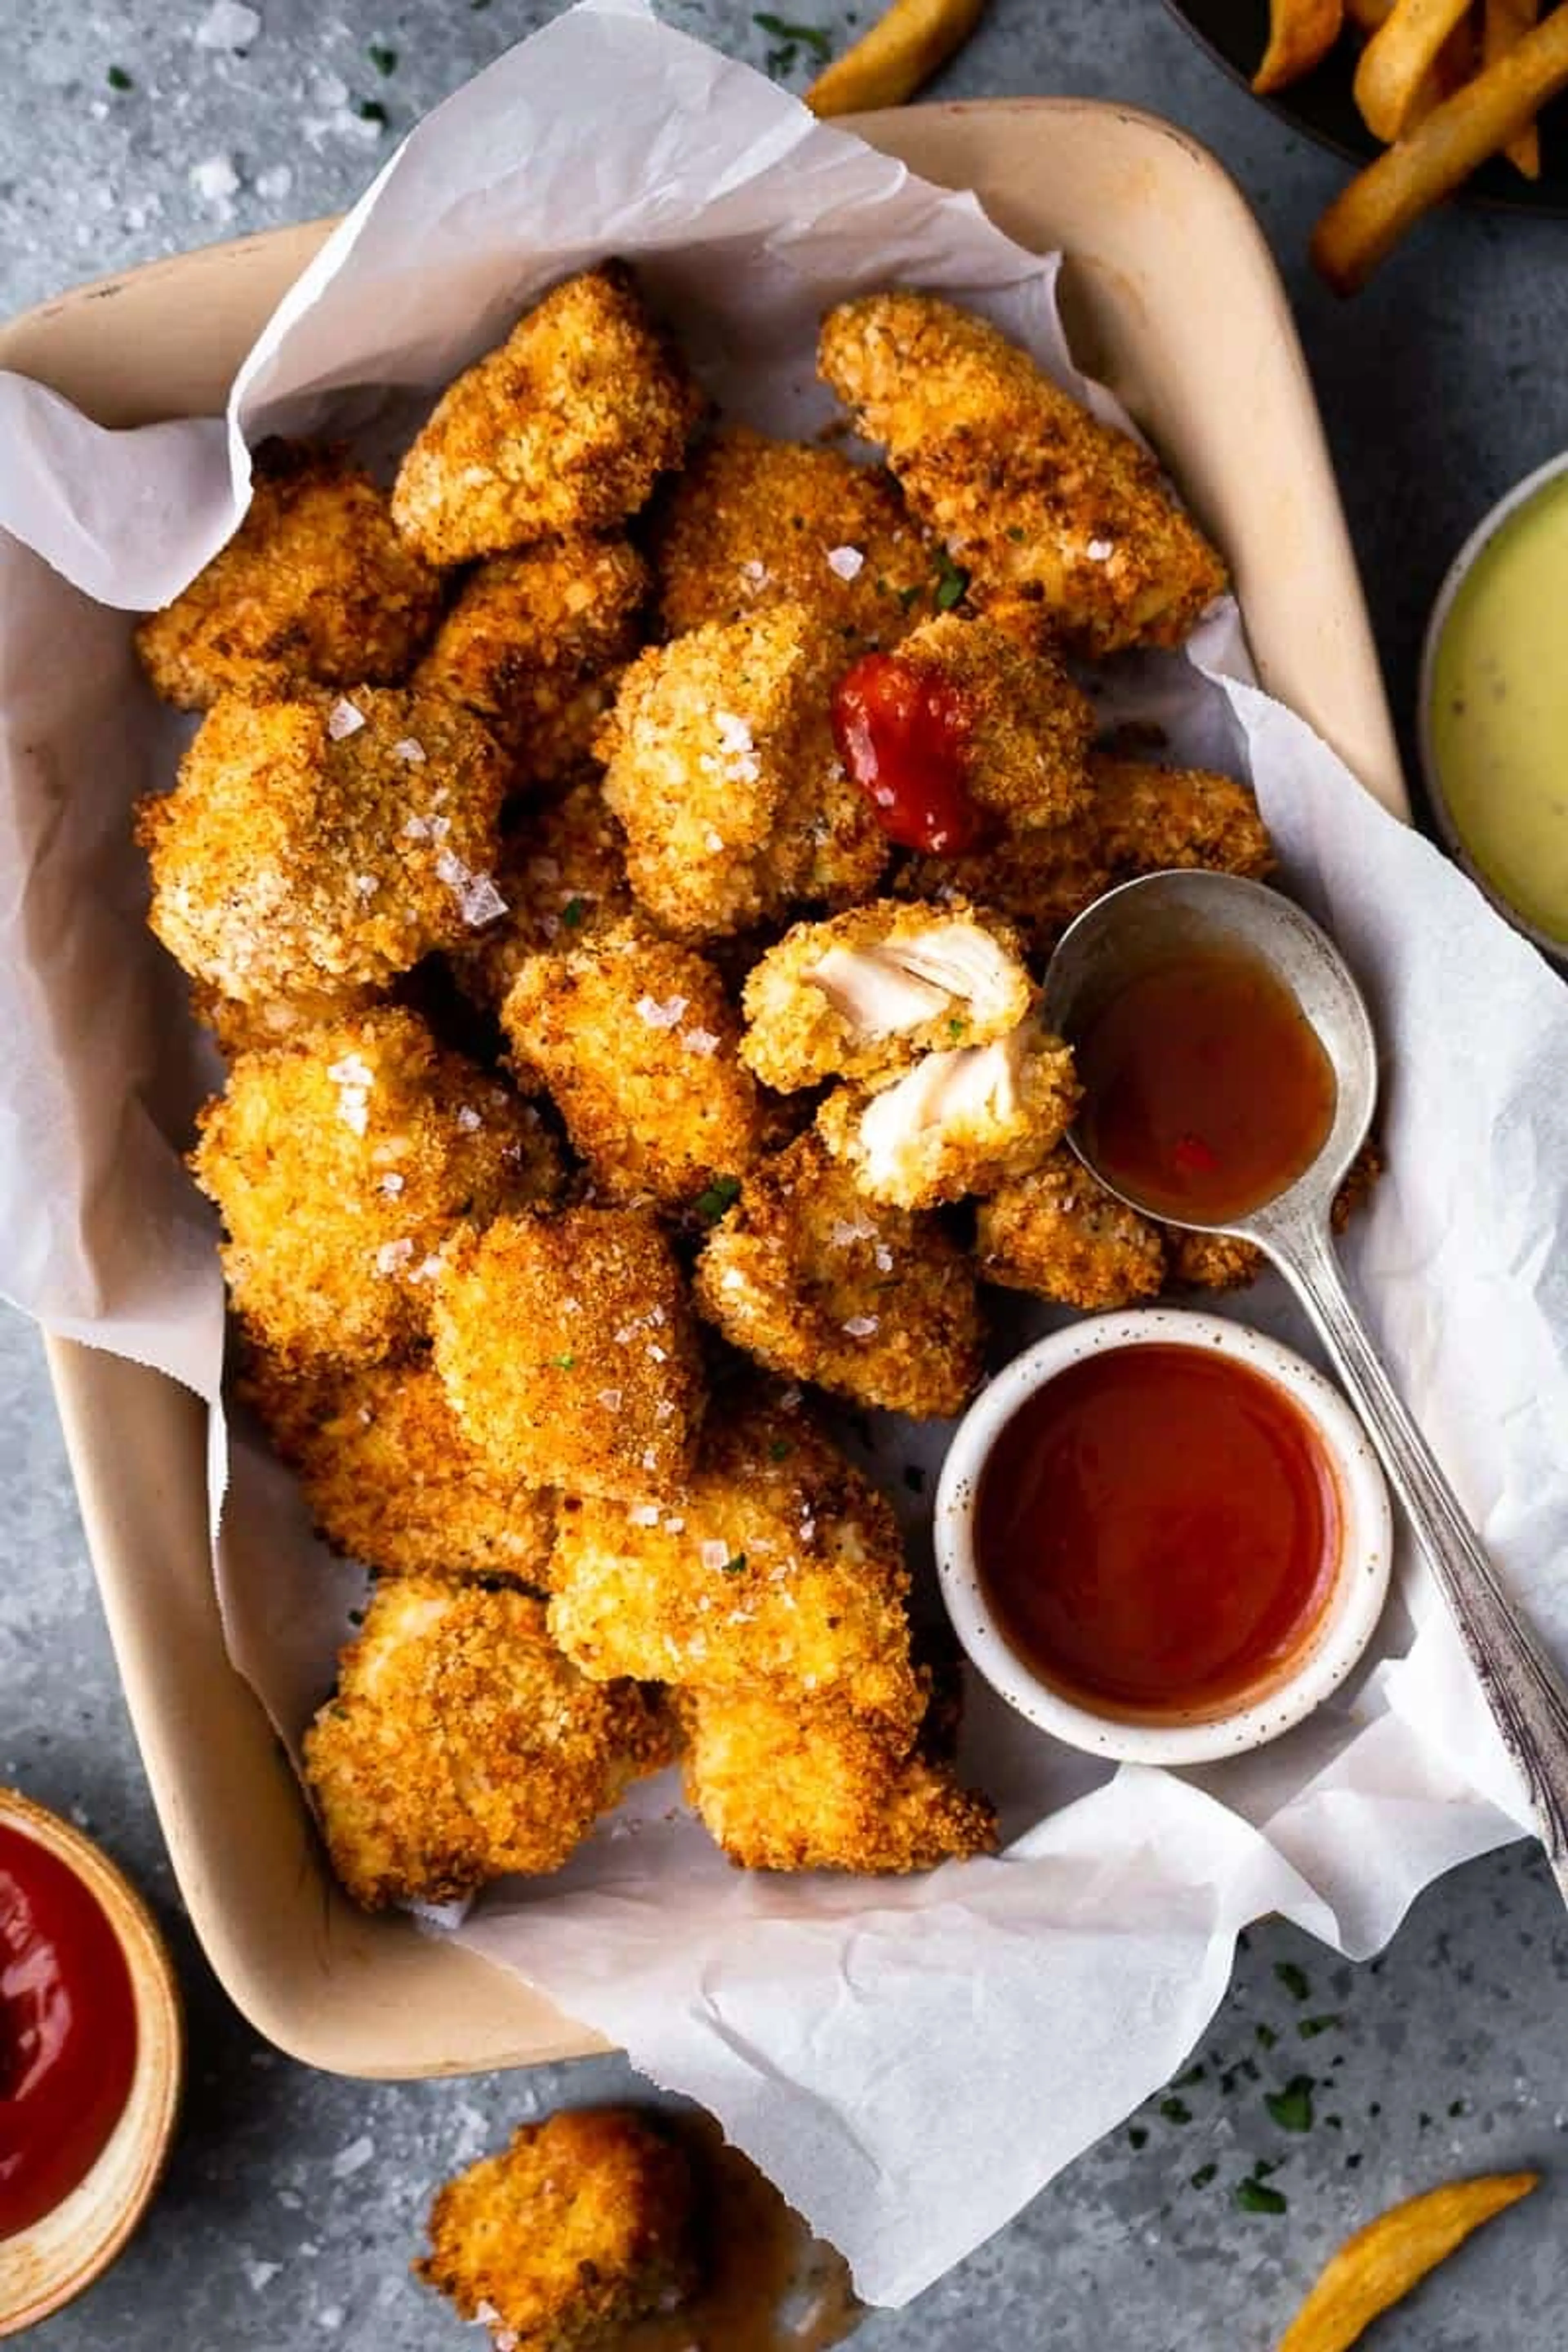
[392,264,703,564]
[975,1146,1167,1310]
[895,820,1111,957]
[190,976,383,1063]
[138,686,508,1004]
[417,2109,698,2350]
[448,779,636,1013]
[432,1208,705,1500]
[890,613,1094,831]
[684,1690,996,1873]
[192,1008,559,1370]
[817,1017,1080,1209]
[818,291,1227,658]
[547,1394,924,1735]
[303,1579,670,1909]
[693,1133,982,1418]
[1165,1138,1384,1292]
[135,440,441,709]
[1092,753,1274,885]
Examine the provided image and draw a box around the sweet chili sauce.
[975,1346,1341,1719]
[0,1821,138,2237]
[831,653,984,855]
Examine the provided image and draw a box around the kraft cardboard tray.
[0,99,1408,2079]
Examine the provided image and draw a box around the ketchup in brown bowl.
[974,1345,1341,1720]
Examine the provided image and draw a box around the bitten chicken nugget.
[597,604,886,939]
[303,1579,670,1909]
[1167,1139,1384,1293]
[818,291,1227,657]
[418,2109,698,2352]
[655,425,931,643]
[432,1208,704,1501]
[135,440,441,710]
[138,686,508,1007]
[448,779,636,1014]
[895,818,1111,956]
[192,1008,558,1371]
[241,1351,556,1583]
[868,614,1094,832]
[684,1690,996,1874]
[414,535,650,786]
[548,1396,923,1735]
[693,1133,982,1418]
[1092,752,1274,885]
[975,1145,1167,1310]
[501,922,764,1212]
[392,264,703,565]
[740,896,1034,1091]
[817,1015,1080,1209]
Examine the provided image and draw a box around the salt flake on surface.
[456,1105,482,1131]
[681,1027,719,1056]
[1087,538,1115,561]
[597,1388,624,1411]
[402,813,431,839]
[194,1,260,48]
[330,2135,375,2179]
[351,872,379,899]
[434,849,507,927]
[826,544,864,579]
[375,1238,414,1274]
[628,1503,661,1526]
[377,1172,404,1196]
[699,1539,731,1572]
[636,994,688,1030]
[703,829,725,854]
[327,697,365,740]
[392,736,427,764]
[842,1314,879,1337]
[739,557,771,592]
[189,153,241,211]
[873,1244,894,1272]
[245,2261,281,2293]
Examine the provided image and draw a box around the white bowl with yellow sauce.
[1420,452,1568,958]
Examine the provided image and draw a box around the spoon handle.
[1266,1209,1568,1906]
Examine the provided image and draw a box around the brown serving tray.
[0,98,1405,2078]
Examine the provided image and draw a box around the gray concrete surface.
[3,1,1568,2344]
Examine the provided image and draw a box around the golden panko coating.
[392,264,703,565]
[886,614,1094,831]
[414,535,650,785]
[895,818,1111,957]
[501,922,764,1212]
[740,895,1034,1091]
[654,425,931,644]
[303,1579,670,1909]
[818,291,1227,658]
[547,1396,924,1736]
[432,1208,704,1501]
[975,1146,1167,1310]
[192,1008,558,1371]
[190,976,384,1064]
[418,2109,698,2351]
[597,604,886,940]
[448,779,636,1014]
[1092,752,1274,886]
[684,1690,996,1874]
[240,1351,557,1583]
[135,440,441,710]
[817,1016,1080,1210]
[1166,1138,1383,1294]
[693,1134,982,1419]
[138,686,509,1006]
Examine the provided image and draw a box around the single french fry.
[1276,2172,1540,2352]
[1313,4,1568,291]
[1254,0,1346,92]
[805,0,987,115]
[1485,0,1544,174]
[1353,0,1476,137]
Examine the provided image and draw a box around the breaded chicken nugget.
[418,2109,697,2351]
[817,1015,1080,1210]
[548,1396,923,1735]
[135,440,441,710]
[1092,752,1274,886]
[190,976,385,1063]
[192,1008,558,1370]
[501,922,764,1212]
[138,686,508,1006]
[862,614,1094,833]
[975,1145,1167,1310]
[895,818,1111,957]
[392,264,702,565]
[684,1690,996,1874]
[597,604,886,939]
[740,896,1033,1091]
[693,1133,982,1418]
[414,535,649,786]
[303,1579,669,1909]
[1166,1138,1383,1293]
[448,778,636,1014]
[818,291,1227,658]
[432,1208,704,1501]
[655,425,930,644]
[240,1351,556,1583]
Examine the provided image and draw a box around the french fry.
[1276,2172,1540,2352]
[1353,0,1476,138]
[805,0,987,115]
[1313,4,1568,291]
[1254,0,1346,93]
[1485,0,1544,174]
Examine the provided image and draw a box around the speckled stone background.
[4,3,1568,2345]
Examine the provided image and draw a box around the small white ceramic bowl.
[934,1309,1392,1767]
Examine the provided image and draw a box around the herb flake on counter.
[1265,2076,1315,2133]
[1299,2013,1341,2039]
[369,42,399,74]
[1127,2126,1148,2151]
[1189,2163,1217,2189]
[1173,2063,1205,2088]
[754,12,833,58]
[1235,2177,1288,2215]
[1274,1960,1311,2001]
[1255,2023,1278,2050]
[1159,2097,1192,2125]
[107,64,134,90]
[353,96,388,126]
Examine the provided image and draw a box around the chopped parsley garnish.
[1005,523,1026,543]
[561,895,587,929]
[902,1463,927,1494]
[550,1351,576,1370]
[1127,2126,1148,2151]
[353,96,388,125]
[1265,2076,1314,2133]
[1274,1960,1311,2001]
[107,64,134,90]
[754,12,833,57]
[694,1174,742,1224]
[1448,2098,1466,2117]
[721,1552,748,1576]
[1172,2064,1205,2089]
[1235,2178,1288,2215]
[947,1015,967,1039]
[1189,2163,1217,2190]
[1298,2014,1341,2040]
[768,1439,794,1462]
[1255,2024,1278,2050]
[369,42,399,74]
[1159,2097,1192,2125]
[895,581,924,611]
[933,547,970,611]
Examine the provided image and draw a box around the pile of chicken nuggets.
[132,258,1373,1913]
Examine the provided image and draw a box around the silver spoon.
[1044,867,1568,1903]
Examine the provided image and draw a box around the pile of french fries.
[1256,0,1568,289]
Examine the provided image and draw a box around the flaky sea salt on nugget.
[975,1145,1167,1312]
[138,686,509,1006]
[392,263,702,565]
[432,1208,704,1500]
[448,779,635,1015]
[135,440,441,710]
[192,1008,559,1371]
[819,290,1227,657]
[1092,751,1274,885]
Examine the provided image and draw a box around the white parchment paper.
[2,0,1566,2307]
